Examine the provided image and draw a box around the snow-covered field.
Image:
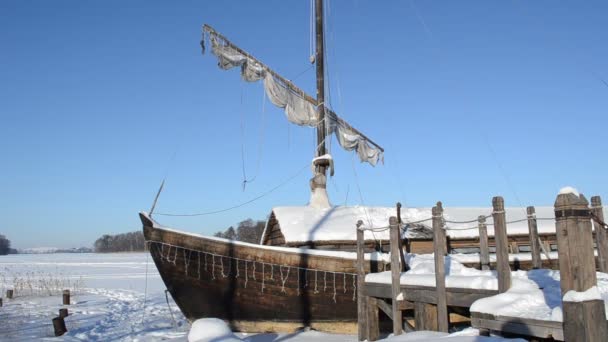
[0,253,524,341]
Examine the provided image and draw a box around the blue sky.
[1,1,607,249]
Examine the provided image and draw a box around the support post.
[397,202,407,271]
[53,316,67,336]
[6,290,13,299]
[492,196,511,293]
[367,297,379,341]
[555,191,607,342]
[433,202,449,332]
[527,206,542,269]
[63,290,70,305]
[591,196,608,273]
[0,298,2,307]
[414,302,438,331]
[478,215,490,271]
[389,216,403,336]
[59,308,69,318]
[356,220,367,341]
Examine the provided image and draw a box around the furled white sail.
[205,30,383,166]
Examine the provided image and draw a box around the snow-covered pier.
[357,191,608,341]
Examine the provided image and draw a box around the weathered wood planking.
[591,196,608,273]
[492,197,511,293]
[364,283,498,308]
[471,312,564,341]
[142,213,371,331]
[432,203,449,332]
[526,206,542,269]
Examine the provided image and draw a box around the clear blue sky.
[1,1,607,249]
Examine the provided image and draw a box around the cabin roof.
[268,205,608,243]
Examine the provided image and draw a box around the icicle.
[332,273,337,303]
[297,268,301,296]
[244,261,248,288]
[204,253,208,272]
[314,270,319,294]
[172,246,178,265]
[261,263,265,292]
[270,264,274,281]
[183,249,191,276]
[221,256,226,278]
[280,266,290,293]
[197,252,201,280]
[343,273,347,293]
[211,255,216,280]
[323,271,327,292]
[304,269,308,288]
[252,262,256,280]
[352,274,356,301]
[235,259,240,278]
[161,244,167,262]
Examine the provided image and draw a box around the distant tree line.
[0,234,11,255]
[94,231,145,253]
[214,218,266,243]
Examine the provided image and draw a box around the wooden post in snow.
[63,290,70,305]
[389,216,403,336]
[555,191,608,342]
[396,202,407,272]
[591,196,608,273]
[478,215,490,271]
[433,202,449,332]
[356,220,367,341]
[527,206,542,269]
[52,316,67,336]
[0,298,2,307]
[59,308,69,318]
[6,290,13,299]
[492,196,511,293]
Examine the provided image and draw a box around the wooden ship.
[142,0,385,333]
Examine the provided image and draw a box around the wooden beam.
[526,206,542,269]
[389,216,403,335]
[591,196,608,273]
[478,215,490,271]
[356,220,367,341]
[492,196,511,292]
[433,202,449,332]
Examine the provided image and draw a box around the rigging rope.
[155,163,309,217]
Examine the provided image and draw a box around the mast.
[315,0,327,177]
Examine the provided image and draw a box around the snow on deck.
[363,252,608,323]
[271,205,608,243]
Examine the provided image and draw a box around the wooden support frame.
[591,196,608,273]
[526,206,542,269]
[432,202,449,332]
[389,216,403,336]
[478,215,490,271]
[492,196,511,292]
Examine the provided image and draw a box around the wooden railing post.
[396,202,407,272]
[478,215,490,271]
[389,216,403,336]
[356,220,367,341]
[492,196,511,293]
[526,206,542,269]
[433,202,449,332]
[591,196,608,273]
[555,191,607,341]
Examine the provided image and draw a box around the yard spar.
[141,0,385,333]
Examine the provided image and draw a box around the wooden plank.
[389,216,403,335]
[356,221,367,341]
[432,202,448,332]
[367,296,379,341]
[471,316,563,340]
[563,300,608,342]
[478,216,490,271]
[364,282,498,307]
[526,206,542,269]
[414,302,438,331]
[591,196,608,273]
[376,298,393,320]
[492,196,511,292]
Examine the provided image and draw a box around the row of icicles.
[149,241,357,303]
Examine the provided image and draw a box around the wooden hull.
[140,213,366,333]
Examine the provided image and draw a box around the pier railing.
[356,193,608,341]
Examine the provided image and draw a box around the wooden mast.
[315,0,328,176]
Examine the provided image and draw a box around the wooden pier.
[356,193,608,342]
